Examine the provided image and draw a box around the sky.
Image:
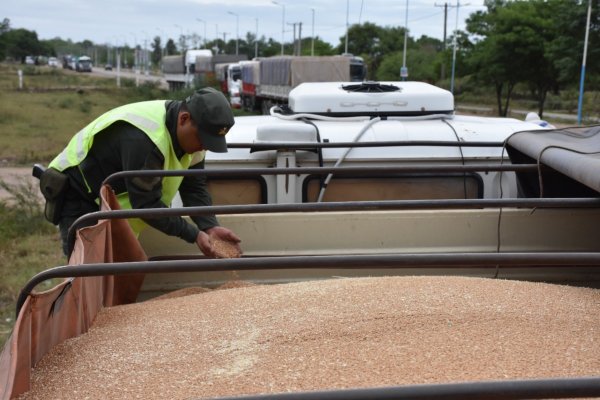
[3,0,486,49]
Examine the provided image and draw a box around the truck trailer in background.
[162,49,212,91]
[162,50,247,91]
[237,55,367,114]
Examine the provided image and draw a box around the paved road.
[89,67,169,89]
[456,105,599,124]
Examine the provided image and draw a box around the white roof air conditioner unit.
[288,81,454,116]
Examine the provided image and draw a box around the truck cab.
[227,63,243,108]
[75,56,92,72]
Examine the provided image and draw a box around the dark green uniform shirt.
[61,100,218,243]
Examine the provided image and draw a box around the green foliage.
[298,37,335,56]
[0,181,64,348]
[0,63,170,164]
[165,39,178,56]
[466,0,600,116]
[1,28,42,62]
[151,36,162,65]
[78,98,93,113]
[376,49,440,83]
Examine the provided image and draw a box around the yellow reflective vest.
[49,100,205,235]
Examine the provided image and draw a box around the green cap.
[185,87,234,153]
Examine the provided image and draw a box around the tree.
[377,45,440,83]
[151,36,162,65]
[0,18,10,60]
[1,28,42,62]
[299,36,334,56]
[334,22,422,80]
[541,0,600,90]
[336,22,382,56]
[177,34,187,53]
[165,39,177,56]
[466,0,600,117]
[467,1,546,116]
[0,18,9,34]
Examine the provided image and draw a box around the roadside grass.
[0,180,65,348]
[0,63,190,165]
[0,63,174,349]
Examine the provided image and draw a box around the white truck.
[161,49,212,91]
[75,56,92,72]
[162,50,248,91]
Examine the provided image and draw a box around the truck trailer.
[3,81,600,400]
[162,50,247,91]
[239,55,367,114]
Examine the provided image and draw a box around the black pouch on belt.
[39,168,69,225]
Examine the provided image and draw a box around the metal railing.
[208,376,600,400]
[102,164,537,186]
[16,252,600,317]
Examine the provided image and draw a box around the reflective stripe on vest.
[49,100,206,235]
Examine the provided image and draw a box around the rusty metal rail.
[227,140,507,151]
[102,164,537,186]
[16,252,600,317]
[209,376,600,400]
[67,196,600,256]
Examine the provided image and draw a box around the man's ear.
[178,111,192,125]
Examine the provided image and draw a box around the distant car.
[104,63,113,71]
[25,56,35,65]
[48,57,59,68]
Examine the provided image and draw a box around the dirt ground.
[0,167,43,202]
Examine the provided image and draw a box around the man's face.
[177,111,203,153]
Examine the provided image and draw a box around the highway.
[89,66,169,89]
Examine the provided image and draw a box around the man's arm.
[120,131,200,243]
[179,159,242,258]
[178,159,219,231]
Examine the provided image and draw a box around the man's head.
[180,87,234,153]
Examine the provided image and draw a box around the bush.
[0,180,54,245]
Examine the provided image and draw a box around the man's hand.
[195,226,242,258]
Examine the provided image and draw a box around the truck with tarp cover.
[2,81,600,400]
[162,50,247,91]
[239,55,366,113]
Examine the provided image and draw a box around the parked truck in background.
[215,62,243,108]
[238,54,367,114]
[162,49,212,91]
[75,56,93,72]
[162,50,247,91]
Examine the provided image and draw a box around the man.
[41,87,242,258]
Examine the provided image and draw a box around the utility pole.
[311,8,315,56]
[577,0,592,125]
[228,11,239,56]
[450,1,467,94]
[435,3,449,49]
[288,22,302,55]
[273,1,285,55]
[435,2,455,81]
[255,18,259,59]
[288,23,297,55]
[298,22,302,55]
[345,0,349,54]
[401,0,409,80]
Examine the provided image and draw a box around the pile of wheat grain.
[20,276,600,400]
